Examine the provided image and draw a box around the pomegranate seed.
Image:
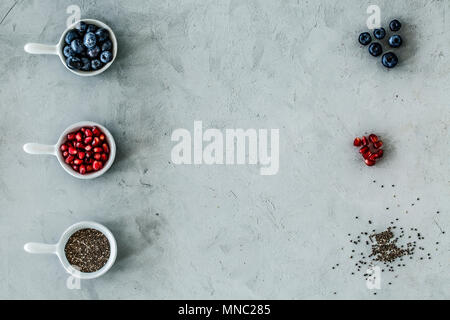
[92,137,100,146]
[75,132,83,142]
[102,143,109,153]
[86,158,94,164]
[365,159,376,167]
[74,159,83,165]
[94,153,102,160]
[85,145,92,151]
[93,160,103,171]
[99,134,105,141]
[67,133,76,140]
[65,155,74,164]
[375,149,384,158]
[68,147,77,155]
[75,142,85,149]
[93,147,103,153]
[353,138,362,147]
[79,165,86,175]
[101,153,108,162]
[363,151,372,160]
[85,129,93,137]
[86,165,93,172]
[85,151,92,158]
[369,153,378,161]
[84,136,93,145]
[362,136,369,146]
[369,134,379,143]
[359,146,369,155]
[92,127,101,136]
[78,151,85,159]
[80,127,85,132]
[373,141,383,149]
[60,144,68,151]
[72,165,78,171]
[63,151,69,157]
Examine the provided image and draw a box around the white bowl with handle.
[24,221,117,280]
[24,19,117,76]
[23,121,116,179]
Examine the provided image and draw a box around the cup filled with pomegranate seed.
[23,121,116,179]
[24,221,117,279]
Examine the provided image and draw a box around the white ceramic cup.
[23,121,116,179]
[24,221,117,280]
[24,19,117,76]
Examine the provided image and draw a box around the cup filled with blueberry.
[24,19,117,76]
[23,121,116,179]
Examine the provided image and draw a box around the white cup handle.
[24,43,58,55]
[23,143,57,155]
[24,242,58,254]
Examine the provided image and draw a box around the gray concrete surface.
[0,0,449,299]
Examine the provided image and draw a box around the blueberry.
[83,32,97,49]
[95,28,109,42]
[382,52,399,68]
[76,21,87,33]
[86,24,97,33]
[80,57,91,71]
[64,29,79,45]
[389,20,402,32]
[101,40,112,51]
[70,39,84,54]
[100,50,113,63]
[368,43,383,57]
[66,56,82,70]
[389,35,402,48]
[91,59,102,70]
[359,32,372,46]
[87,45,101,58]
[373,28,386,40]
[63,45,75,58]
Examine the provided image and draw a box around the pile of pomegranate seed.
[353,134,384,166]
[60,126,110,174]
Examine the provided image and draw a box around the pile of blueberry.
[358,19,403,68]
[63,21,113,72]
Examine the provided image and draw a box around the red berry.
[93,160,103,171]
[68,147,77,155]
[353,138,362,147]
[373,141,383,149]
[365,159,376,166]
[369,134,379,143]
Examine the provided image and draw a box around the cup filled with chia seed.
[24,221,117,279]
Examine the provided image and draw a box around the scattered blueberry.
[63,45,75,58]
[76,21,87,33]
[83,32,97,49]
[70,39,84,54]
[382,52,399,68]
[359,32,372,46]
[91,59,102,70]
[86,24,98,33]
[389,35,403,48]
[101,40,112,51]
[87,45,101,59]
[100,51,113,63]
[95,28,109,42]
[80,57,91,71]
[389,20,402,32]
[373,28,386,40]
[65,30,79,45]
[368,43,383,57]
[66,56,82,70]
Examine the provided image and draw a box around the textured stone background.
[0,0,449,299]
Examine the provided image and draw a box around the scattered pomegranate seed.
[93,161,103,171]
[60,126,111,175]
[353,133,384,167]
